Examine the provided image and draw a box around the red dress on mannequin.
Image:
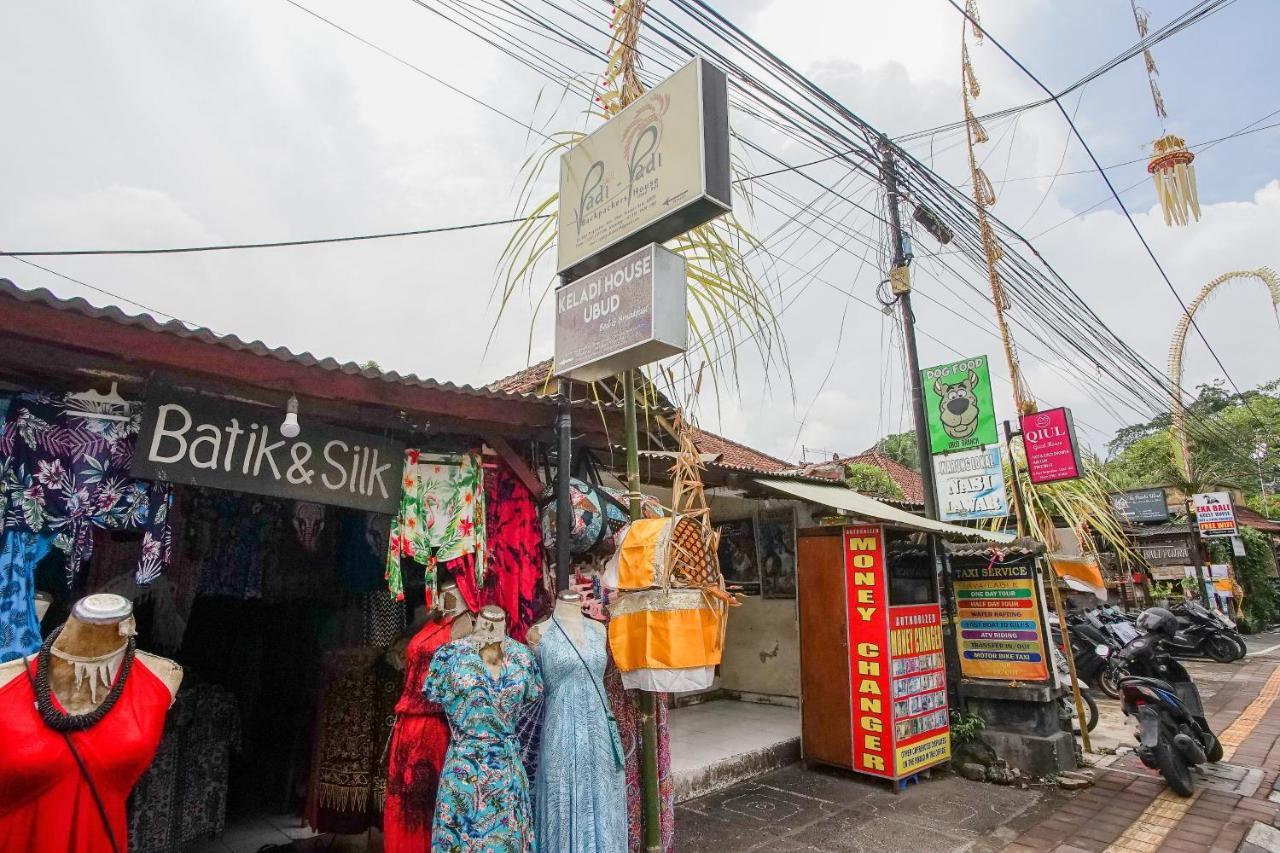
[0,660,170,853]
[382,618,454,853]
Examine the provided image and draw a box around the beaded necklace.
[32,626,137,732]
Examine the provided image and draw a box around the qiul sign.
[131,387,404,514]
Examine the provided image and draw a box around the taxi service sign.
[952,559,1050,682]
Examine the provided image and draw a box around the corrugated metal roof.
[0,278,559,408]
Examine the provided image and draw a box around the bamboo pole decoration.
[1167,268,1280,481]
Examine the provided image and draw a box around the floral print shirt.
[386,450,485,605]
[0,393,173,585]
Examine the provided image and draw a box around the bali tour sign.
[132,387,405,514]
[1019,407,1083,485]
[557,57,731,281]
[933,445,1009,522]
[554,244,688,382]
[921,355,998,455]
[1193,491,1238,538]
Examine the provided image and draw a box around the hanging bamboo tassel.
[1147,134,1200,227]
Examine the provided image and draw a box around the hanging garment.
[0,530,55,663]
[0,393,173,585]
[383,618,453,853]
[535,620,627,853]
[336,510,390,593]
[0,657,172,853]
[305,647,385,834]
[386,451,485,606]
[605,656,675,853]
[424,636,542,853]
[450,460,546,642]
[192,491,285,600]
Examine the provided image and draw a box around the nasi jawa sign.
[557,57,731,281]
[131,388,405,514]
[554,243,687,382]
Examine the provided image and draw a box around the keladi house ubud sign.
[132,387,405,515]
[557,57,731,281]
[1019,407,1083,485]
[842,525,950,781]
[921,355,997,456]
[554,243,688,382]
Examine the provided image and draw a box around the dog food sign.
[921,355,997,455]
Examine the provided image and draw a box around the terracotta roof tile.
[785,451,925,504]
[689,428,793,473]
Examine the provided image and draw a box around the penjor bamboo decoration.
[1131,0,1201,226]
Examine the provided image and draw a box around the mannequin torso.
[472,605,508,680]
[528,592,587,649]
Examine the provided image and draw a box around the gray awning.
[753,477,1014,544]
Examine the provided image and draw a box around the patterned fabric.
[193,491,285,599]
[0,393,173,585]
[306,648,384,832]
[535,620,627,853]
[337,509,390,593]
[424,636,542,853]
[364,590,406,648]
[386,451,485,606]
[0,530,54,663]
[451,461,546,643]
[605,656,675,853]
[384,618,454,853]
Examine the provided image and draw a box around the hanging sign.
[557,57,731,281]
[1136,533,1194,567]
[921,355,998,455]
[1193,491,1238,538]
[132,387,404,514]
[1110,488,1170,524]
[1150,565,1193,581]
[952,559,1050,682]
[1232,536,1247,557]
[933,444,1009,522]
[843,525,950,781]
[554,243,687,382]
[1019,407,1083,484]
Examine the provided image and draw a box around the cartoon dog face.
[935,370,981,440]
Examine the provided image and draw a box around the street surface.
[677,633,1280,852]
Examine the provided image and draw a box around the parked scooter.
[1118,608,1223,796]
[1052,645,1099,734]
[1170,601,1246,662]
[1050,618,1116,698]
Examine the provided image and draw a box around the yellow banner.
[895,733,951,776]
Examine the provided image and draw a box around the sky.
[2,0,1277,466]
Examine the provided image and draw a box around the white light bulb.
[281,396,301,438]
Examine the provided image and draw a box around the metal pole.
[555,383,572,593]
[625,371,662,852]
[880,138,938,521]
[1185,498,1213,608]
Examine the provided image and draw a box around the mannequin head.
[472,606,507,646]
[49,594,136,714]
[438,582,465,618]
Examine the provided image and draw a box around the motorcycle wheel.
[1081,690,1099,733]
[1232,635,1248,661]
[1154,739,1196,796]
[1207,636,1239,664]
[1205,731,1224,763]
[1099,664,1124,700]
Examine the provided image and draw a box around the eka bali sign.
[557,58,731,281]
[933,445,1009,522]
[554,243,688,382]
[921,355,997,455]
[1019,407,1082,485]
[1193,491,1238,538]
[953,559,1050,682]
[843,525,950,781]
[131,387,404,514]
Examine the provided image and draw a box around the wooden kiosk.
[797,523,951,786]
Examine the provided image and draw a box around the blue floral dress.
[424,636,542,852]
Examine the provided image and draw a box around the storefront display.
[0,595,181,853]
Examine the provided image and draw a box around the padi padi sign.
[557,57,731,281]
[554,243,688,382]
[131,387,404,514]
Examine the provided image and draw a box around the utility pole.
[879,138,938,519]
[1185,498,1214,608]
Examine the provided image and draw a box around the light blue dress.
[534,618,627,853]
[424,636,542,853]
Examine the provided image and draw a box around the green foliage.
[874,431,919,472]
[843,462,903,500]
[1149,581,1178,600]
[1210,527,1279,628]
[950,709,986,746]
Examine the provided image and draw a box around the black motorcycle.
[1051,618,1116,696]
[1170,601,1246,661]
[1117,608,1222,796]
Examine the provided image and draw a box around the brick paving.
[1003,646,1280,853]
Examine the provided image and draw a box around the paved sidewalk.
[1004,646,1280,852]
